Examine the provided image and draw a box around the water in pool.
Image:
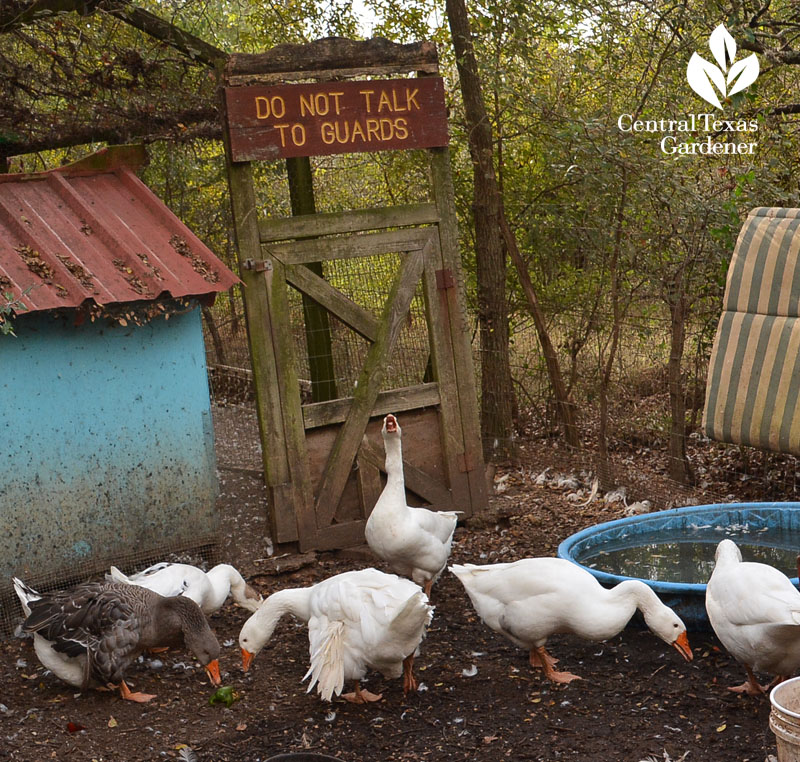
[578,525,800,584]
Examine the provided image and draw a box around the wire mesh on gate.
[205,251,434,404]
[287,252,432,399]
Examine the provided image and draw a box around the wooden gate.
[220,38,487,551]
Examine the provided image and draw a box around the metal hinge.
[243,258,273,272]
[435,268,455,290]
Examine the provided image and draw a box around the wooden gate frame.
[220,38,487,551]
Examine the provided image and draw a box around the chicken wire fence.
[204,289,800,514]
[205,250,434,406]
[0,536,218,639]
[291,252,432,400]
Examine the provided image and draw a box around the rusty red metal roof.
[0,146,238,315]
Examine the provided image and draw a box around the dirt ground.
[0,403,781,762]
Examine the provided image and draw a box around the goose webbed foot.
[342,681,382,704]
[531,646,581,684]
[117,680,156,703]
[727,666,768,696]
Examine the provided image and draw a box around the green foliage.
[7,0,800,444]
[0,288,30,337]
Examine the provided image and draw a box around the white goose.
[365,414,460,597]
[239,568,433,704]
[450,558,693,683]
[706,538,800,695]
[107,562,262,615]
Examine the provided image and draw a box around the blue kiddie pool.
[557,502,800,631]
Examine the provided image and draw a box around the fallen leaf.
[107,716,118,728]
[717,723,727,732]
[66,722,85,733]
[236,723,247,731]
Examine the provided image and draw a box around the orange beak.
[241,648,254,672]
[205,659,222,686]
[673,631,693,662]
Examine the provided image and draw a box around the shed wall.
[0,309,219,581]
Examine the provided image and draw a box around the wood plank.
[285,263,379,342]
[358,436,454,507]
[265,227,431,265]
[310,521,368,551]
[225,38,439,78]
[356,438,383,519]
[260,203,439,242]
[302,383,441,429]
[420,234,472,512]
[222,154,299,542]
[265,258,318,549]
[226,63,440,87]
[314,246,427,527]
[429,147,488,513]
[224,78,449,162]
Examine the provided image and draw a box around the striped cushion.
[703,208,800,453]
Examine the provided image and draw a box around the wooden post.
[286,156,338,403]
[219,66,313,544]
[428,146,488,510]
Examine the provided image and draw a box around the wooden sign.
[224,78,449,161]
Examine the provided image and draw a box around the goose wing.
[708,561,800,627]
[409,506,459,544]
[452,558,595,604]
[24,582,146,684]
[12,577,40,617]
[128,563,200,598]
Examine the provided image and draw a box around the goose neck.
[257,588,312,635]
[157,597,202,645]
[383,435,404,485]
[207,565,238,603]
[612,580,662,616]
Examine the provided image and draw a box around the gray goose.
[20,580,221,702]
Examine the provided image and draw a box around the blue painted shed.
[0,146,239,616]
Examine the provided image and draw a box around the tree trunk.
[597,172,628,490]
[667,273,693,484]
[286,156,338,403]
[498,215,580,447]
[446,0,515,459]
[202,305,227,366]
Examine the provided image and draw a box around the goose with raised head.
[706,538,800,695]
[450,558,693,683]
[239,568,433,704]
[17,579,221,702]
[107,562,262,615]
[365,414,460,597]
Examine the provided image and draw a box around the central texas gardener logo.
[687,25,760,109]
